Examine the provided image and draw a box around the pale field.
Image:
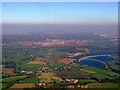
[27,61,46,64]
[38,72,63,83]
[10,83,36,88]
[80,69,96,74]
[35,57,43,61]
[27,57,46,64]
[59,58,77,64]
[2,68,14,74]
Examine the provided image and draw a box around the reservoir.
[89,50,118,55]
[86,56,118,62]
[80,51,118,68]
[80,60,106,68]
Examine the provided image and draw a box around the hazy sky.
[2,2,118,25]
[2,2,118,35]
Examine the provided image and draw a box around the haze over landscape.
[1,2,119,89]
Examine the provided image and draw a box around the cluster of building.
[66,79,78,83]
[56,62,79,71]
[2,59,5,62]
[63,66,71,70]
[21,71,33,74]
[95,32,118,39]
[57,66,71,71]
[37,83,46,86]
[67,52,83,57]
[30,55,35,57]
[37,67,53,73]
[69,63,78,67]
[45,53,52,58]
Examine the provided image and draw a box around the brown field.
[66,85,75,88]
[82,73,89,76]
[42,58,55,63]
[35,57,43,61]
[10,83,36,88]
[27,61,46,64]
[87,83,105,85]
[59,58,77,64]
[0,66,2,73]
[38,72,63,83]
[2,68,14,74]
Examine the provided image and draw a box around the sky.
[2,2,118,35]
[2,2,118,25]
[2,0,119,2]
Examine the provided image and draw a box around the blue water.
[87,56,118,62]
[81,60,106,68]
[80,50,118,68]
[90,50,118,55]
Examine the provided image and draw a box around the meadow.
[18,76,38,83]
[2,75,28,83]
[88,83,119,88]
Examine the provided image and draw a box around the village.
[24,39,94,47]
[37,67,53,73]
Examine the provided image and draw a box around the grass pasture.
[49,63,66,70]
[2,75,28,83]
[92,73,114,81]
[78,79,98,84]
[88,83,119,88]
[82,66,119,77]
[0,79,1,83]
[54,70,91,79]
[2,83,8,89]
[107,61,120,71]
[18,76,38,83]
[20,64,47,71]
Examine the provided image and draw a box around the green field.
[78,79,98,84]
[0,79,2,83]
[18,76,38,83]
[49,63,66,70]
[107,61,120,71]
[81,66,119,77]
[20,64,47,72]
[2,83,8,89]
[2,37,120,89]
[50,78,59,82]
[2,75,28,83]
[88,83,119,88]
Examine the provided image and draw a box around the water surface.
[90,50,118,55]
[87,56,118,62]
[80,60,106,68]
